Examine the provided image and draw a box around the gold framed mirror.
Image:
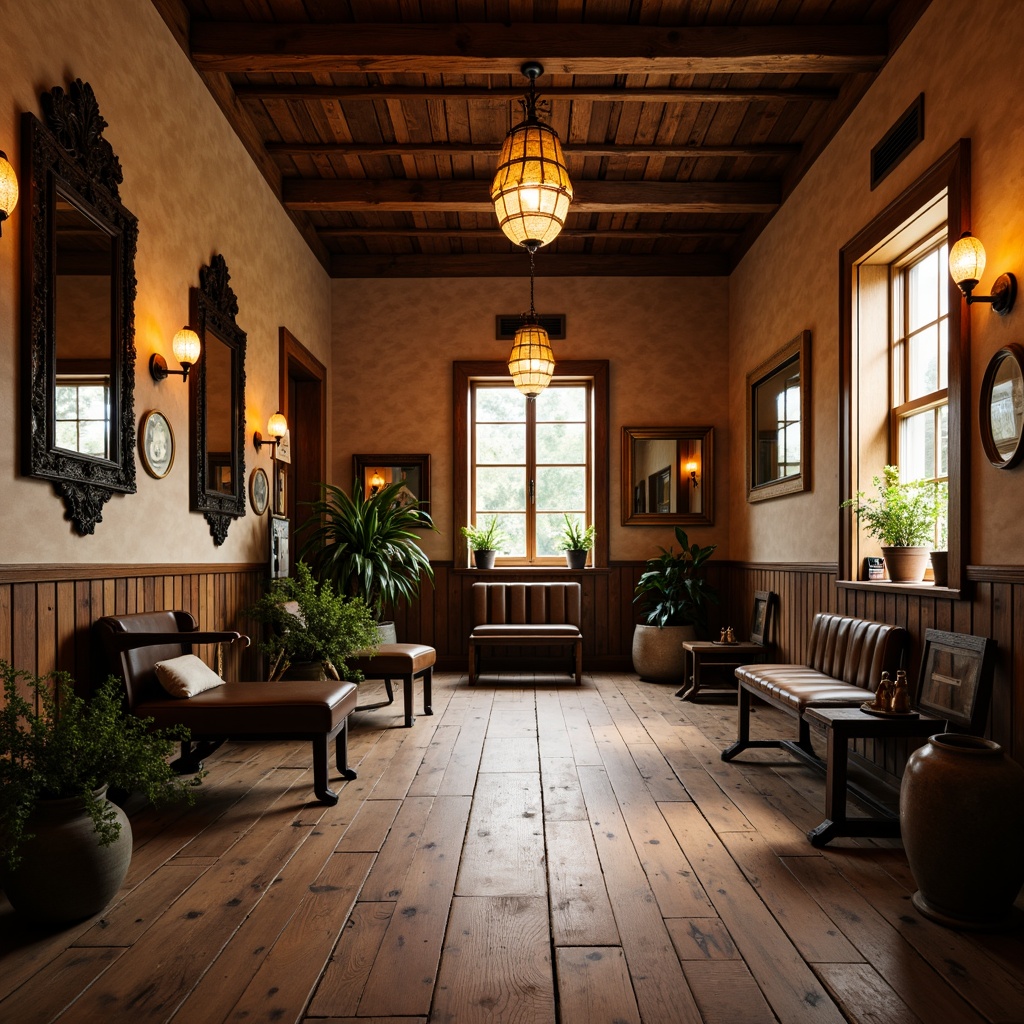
[746,331,811,503]
[621,426,713,526]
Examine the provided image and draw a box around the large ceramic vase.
[2,786,132,924]
[900,733,1024,929]
[881,545,930,583]
[632,624,695,682]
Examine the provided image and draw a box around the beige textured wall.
[0,0,331,564]
[332,276,730,562]
[729,0,1024,564]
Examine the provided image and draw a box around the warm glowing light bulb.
[267,411,288,439]
[172,326,201,367]
[949,233,987,290]
[0,150,18,236]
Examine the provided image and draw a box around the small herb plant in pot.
[461,516,509,569]
[0,662,202,922]
[631,527,718,682]
[842,465,945,583]
[556,514,595,569]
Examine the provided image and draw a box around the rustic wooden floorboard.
[0,670,1021,1024]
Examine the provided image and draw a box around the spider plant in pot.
[841,465,945,583]
[461,516,510,569]
[556,513,595,569]
[0,662,201,923]
[299,480,434,642]
[248,560,382,681]
[632,527,718,682]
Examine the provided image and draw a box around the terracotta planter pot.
[900,733,1024,929]
[564,549,588,569]
[2,786,132,924]
[881,545,930,583]
[930,550,948,587]
[631,624,696,682]
[473,549,497,569]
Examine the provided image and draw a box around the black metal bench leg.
[721,685,753,761]
[171,738,224,774]
[403,673,414,728]
[312,733,340,805]
[334,718,358,782]
[423,666,433,716]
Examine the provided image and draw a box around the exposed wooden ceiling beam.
[330,252,732,278]
[235,84,839,104]
[192,23,887,75]
[317,227,741,240]
[269,141,798,159]
[284,179,780,213]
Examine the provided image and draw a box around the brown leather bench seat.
[96,611,359,806]
[722,612,907,763]
[346,642,435,728]
[469,582,583,685]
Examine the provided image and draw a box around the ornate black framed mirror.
[190,254,247,544]
[979,344,1024,469]
[621,426,714,525]
[21,80,138,534]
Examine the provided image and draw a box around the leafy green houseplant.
[249,560,382,681]
[842,465,945,582]
[461,516,509,568]
[556,514,595,568]
[299,480,434,629]
[631,528,718,682]
[0,662,201,921]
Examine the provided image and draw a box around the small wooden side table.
[803,706,945,847]
[677,640,769,701]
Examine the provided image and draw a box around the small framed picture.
[270,515,290,578]
[275,463,288,516]
[275,429,292,464]
[913,629,996,731]
[249,466,269,516]
[139,410,174,479]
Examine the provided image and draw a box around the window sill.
[837,579,967,600]
[454,566,611,575]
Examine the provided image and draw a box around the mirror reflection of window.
[54,197,114,457]
[754,356,800,486]
[204,331,234,494]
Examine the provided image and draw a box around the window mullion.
[526,397,537,562]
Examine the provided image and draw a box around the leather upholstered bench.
[96,611,359,806]
[469,582,583,685]
[345,643,435,728]
[721,612,907,764]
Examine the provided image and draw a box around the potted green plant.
[461,516,509,569]
[632,527,717,681]
[249,560,382,681]
[556,514,595,569]
[842,465,945,583]
[299,480,434,641]
[0,662,201,923]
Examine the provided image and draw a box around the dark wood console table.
[677,640,769,701]
[803,706,946,847]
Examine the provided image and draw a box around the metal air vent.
[496,314,566,341]
[871,94,924,191]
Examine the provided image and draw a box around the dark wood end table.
[803,706,946,847]
[677,640,769,701]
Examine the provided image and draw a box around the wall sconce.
[686,461,700,488]
[490,62,573,252]
[948,232,1016,316]
[0,150,18,237]
[253,411,288,453]
[150,326,201,382]
[369,470,385,496]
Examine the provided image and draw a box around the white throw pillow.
[154,654,224,698]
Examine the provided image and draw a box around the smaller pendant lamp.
[508,249,555,398]
[491,62,573,252]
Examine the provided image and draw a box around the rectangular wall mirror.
[746,331,811,502]
[621,426,714,525]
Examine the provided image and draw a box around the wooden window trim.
[454,360,609,568]
[839,139,970,596]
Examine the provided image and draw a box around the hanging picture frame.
[248,466,269,516]
[139,410,174,479]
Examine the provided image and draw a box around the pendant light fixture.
[508,249,555,398]
[490,62,573,252]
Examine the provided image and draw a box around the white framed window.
[55,376,110,457]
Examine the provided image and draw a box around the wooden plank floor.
[2,671,1023,1024]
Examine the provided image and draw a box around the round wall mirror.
[980,344,1024,469]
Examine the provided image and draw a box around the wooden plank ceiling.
[154,0,930,277]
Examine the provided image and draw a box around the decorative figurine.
[725,626,736,644]
[868,671,893,712]
[891,669,911,713]
[719,627,727,643]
